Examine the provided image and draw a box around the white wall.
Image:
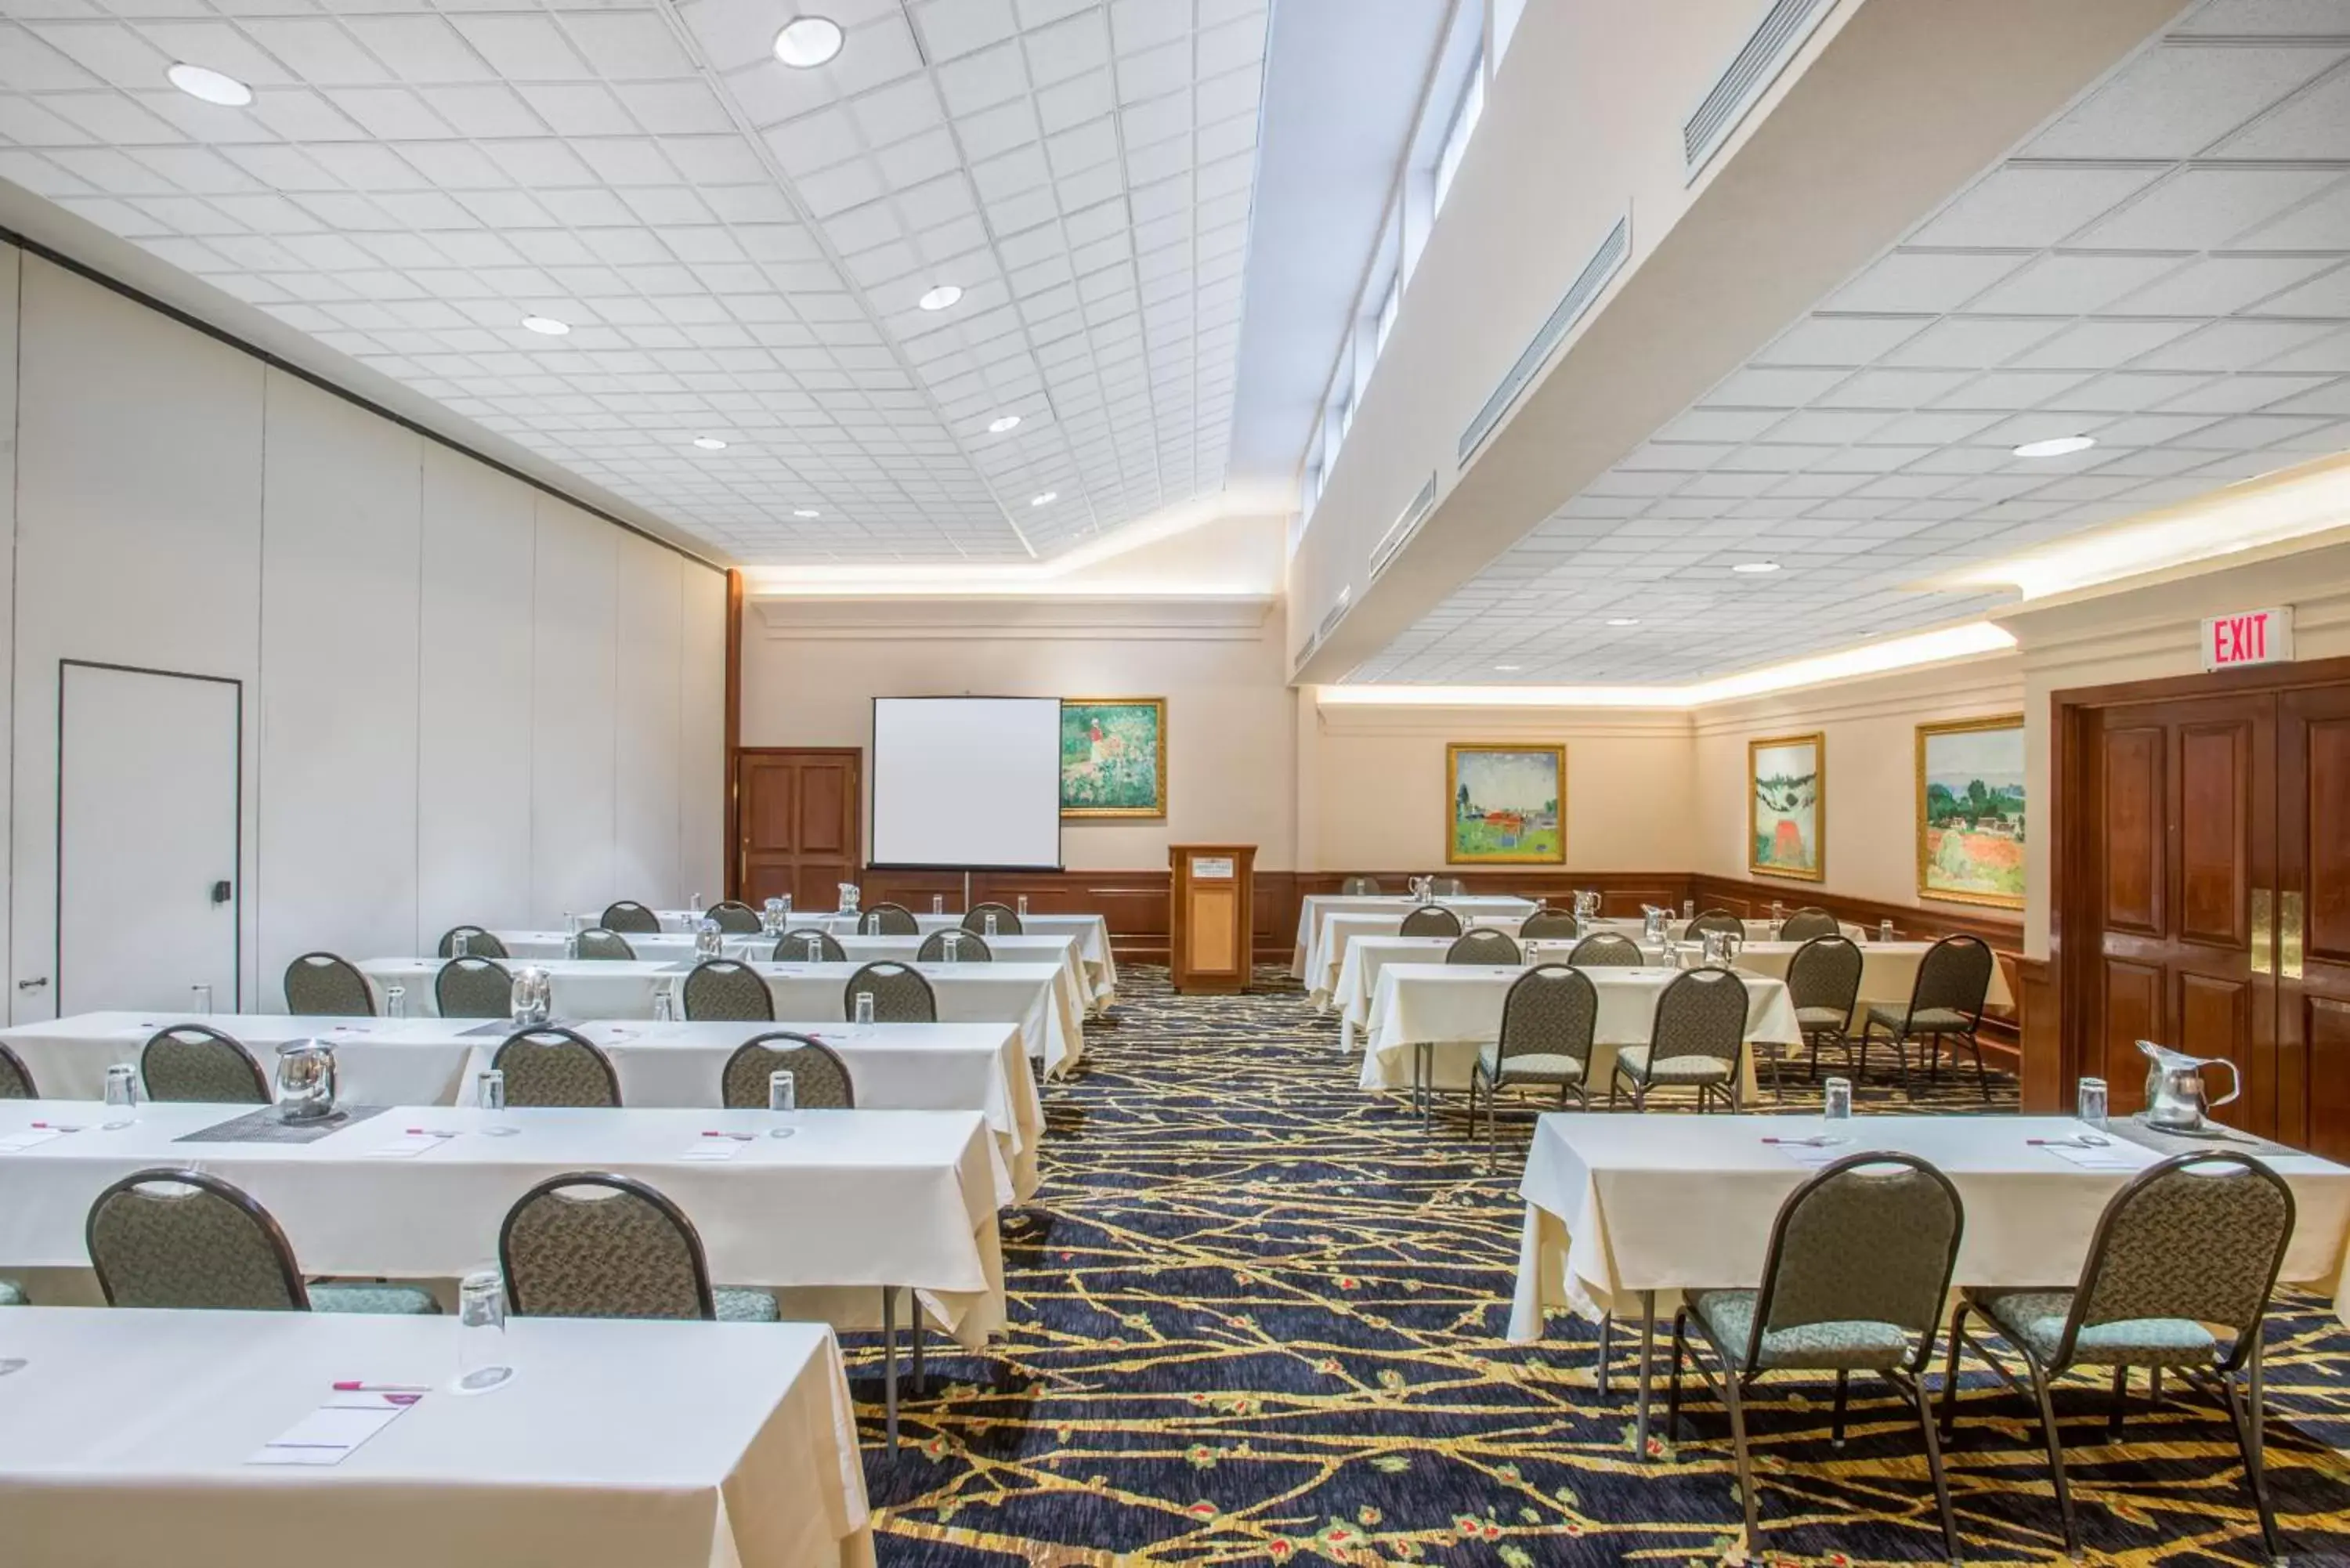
[2,251,727,1017]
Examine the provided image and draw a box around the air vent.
[1683,0,1834,176]
[1457,215,1629,466]
[1368,474,1440,582]
[1318,586,1352,643]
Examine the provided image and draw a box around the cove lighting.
[1730,561,1780,575]
[692,436,728,450]
[167,63,251,107]
[1030,492,1058,506]
[772,16,844,68]
[917,284,964,312]
[520,315,570,336]
[988,414,1021,434]
[2013,434,2097,459]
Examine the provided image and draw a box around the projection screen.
[870,696,1063,870]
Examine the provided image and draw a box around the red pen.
[701,1130,754,1140]
[333,1382,428,1393]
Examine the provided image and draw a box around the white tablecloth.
[1510,1112,2350,1341]
[1332,937,1671,1035]
[658,911,1119,1007]
[1290,895,1538,978]
[1716,939,2016,1020]
[0,1100,1007,1346]
[1361,963,1793,1097]
[1304,912,1534,1006]
[0,1309,873,1568]
[357,958,683,1023]
[1589,916,1867,944]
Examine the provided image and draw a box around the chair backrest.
[492,1027,620,1107]
[682,959,774,1022]
[1567,932,1644,967]
[1685,910,1746,938]
[87,1169,309,1310]
[1777,907,1840,941]
[722,1031,855,1109]
[1340,876,1381,896]
[1431,876,1469,896]
[0,1042,31,1099]
[776,928,847,963]
[575,927,636,961]
[436,925,509,959]
[846,961,936,1022]
[1497,964,1598,1071]
[140,1025,268,1104]
[1640,968,1749,1075]
[284,952,374,1017]
[1399,905,1463,938]
[1519,908,1580,938]
[1747,1152,1964,1368]
[706,900,761,934]
[436,956,513,1020]
[962,902,1022,934]
[1446,929,1522,966]
[918,930,992,962]
[602,900,662,934]
[1906,934,1996,1025]
[499,1173,716,1321]
[859,902,919,935]
[1785,934,1864,1016]
[2056,1152,2294,1372]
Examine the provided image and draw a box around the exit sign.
[2202,606,2294,671]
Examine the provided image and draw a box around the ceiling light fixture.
[792,508,820,518]
[520,315,570,336]
[987,414,1021,434]
[166,63,252,107]
[1493,664,1522,672]
[1030,492,1058,506]
[917,284,964,312]
[692,436,728,450]
[2012,434,2097,459]
[1731,561,1781,575]
[772,15,844,68]
[1606,617,1641,627]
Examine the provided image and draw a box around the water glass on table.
[2077,1075,2108,1127]
[104,1064,139,1120]
[769,1069,797,1138]
[190,983,212,1017]
[454,1270,514,1395]
[1823,1075,1853,1122]
[852,991,875,1031]
[386,984,406,1020]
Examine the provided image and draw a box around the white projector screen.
[871,697,1064,869]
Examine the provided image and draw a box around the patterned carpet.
[851,965,2350,1566]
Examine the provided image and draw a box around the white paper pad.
[2044,1143,2138,1172]
[364,1132,456,1159]
[0,1129,67,1154]
[248,1392,418,1466]
[681,1137,748,1162]
[1771,1141,1844,1167]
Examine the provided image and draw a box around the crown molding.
[752,594,1277,642]
[1313,702,1695,739]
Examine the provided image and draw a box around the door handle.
[2251,888,2272,976]
[15,977,45,991]
[2282,891,2305,981]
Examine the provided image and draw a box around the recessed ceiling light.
[1493,664,1522,672]
[520,315,570,337]
[772,15,844,68]
[2012,434,2097,459]
[987,414,1021,434]
[1030,492,1057,506]
[1606,617,1641,627]
[692,436,728,450]
[917,284,964,312]
[792,508,819,519]
[167,63,251,107]
[1731,561,1781,575]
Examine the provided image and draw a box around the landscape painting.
[1061,699,1167,818]
[1750,733,1824,881]
[1447,744,1566,865]
[1918,715,2026,909]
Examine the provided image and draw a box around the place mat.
[175,1105,390,1145]
[2106,1115,2302,1160]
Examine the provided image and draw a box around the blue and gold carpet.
[852,966,2350,1565]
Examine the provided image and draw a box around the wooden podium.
[1169,844,1256,994]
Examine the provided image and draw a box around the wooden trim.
[2049,651,2350,710]
[721,569,743,901]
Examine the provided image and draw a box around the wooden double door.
[732,747,860,911]
[2073,678,2350,1156]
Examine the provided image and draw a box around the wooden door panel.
[2177,721,2251,948]
[2100,725,2163,934]
[795,761,854,857]
[2101,959,2164,1111]
[2280,687,2350,1156]
[734,748,860,913]
[2307,995,2350,1162]
[2178,970,2257,1130]
[2304,715,2350,966]
[743,759,797,850]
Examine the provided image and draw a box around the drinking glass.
[385,985,406,1020]
[689,892,703,913]
[454,1270,514,1394]
[1770,901,1784,924]
[942,931,962,964]
[853,992,876,1030]
[769,1069,797,1138]
[1016,895,1029,917]
[1681,900,1696,919]
[931,894,945,914]
[653,989,674,1023]
[453,930,472,958]
[803,934,823,962]
[190,983,212,1017]
[779,894,793,916]
[1878,919,1896,942]
[477,1069,506,1111]
[104,1064,139,1108]
[2077,1076,2109,1126]
[983,911,1000,938]
[562,933,580,960]
[1823,1076,1853,1121]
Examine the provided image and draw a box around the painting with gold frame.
[1917,714,2025,909]
[1060,698,1167,818]
[1446,743,1566,865]
[1749,732,1824,881]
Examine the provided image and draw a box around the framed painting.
[1918,715,2026,909]
[1060,699,1167,818]
[1446,743,1566,865]
[1749,732,1824,881]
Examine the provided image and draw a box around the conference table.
[0,1309,874,1568]
[1511,1111,2350,1457]
[1303,912,1531,1006]
[1290,895,1538,981]
[0,1012,1043,1204]
[1332,935,1666,1038]
[651,910,1119,1008]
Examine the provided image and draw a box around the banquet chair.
[1399,905,1463,938]
[1777,907,1841,941]
[436,956,513,1020]
[1788,935,1865,1093]
[492,1027,620,1108]
[574,927,636,961]
[962,901,1023,934]
[0,1042,33,1099]
[1519,907,1580,939]
[1567,932,1644,967]
[723,1032,855,1109]
[1668,1152,1963,1562]
[848,962,937,1022]
[1447,929,1521,966]
[682,959,775,1022]
[1686,910,1746,939]
[1856,934,1995,1099]
[499,1172,776,1324]
[140,1025,268,1104]
[1941,1152,2293,1563]
[88,1169,437,1314]
[918,930,992,963]
[707,900,763,934]
[859,902,920,936]
[1468,965,1597,1169]
[602,900,662,934]
[436,924,508,959]
[1611,968,1748,1112]
[1340,876,1382,895]
[776,928,848,963]
[283,952,374,1017]
[1431,876,1469,896]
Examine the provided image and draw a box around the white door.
[57,663,241,1015]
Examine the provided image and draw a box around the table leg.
[1632,1290,1657,1461]
[882,1286,899,1456]
[912,1300,927,1396]
[1596,1313,1611,1396]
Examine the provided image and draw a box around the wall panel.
[680,566,728,905]
[613,533,682,907]
[530,498,620,926]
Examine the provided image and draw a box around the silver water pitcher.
[1700,929,1741,969]
[273,1039,338,1122]
[1641,905,1668,944]
[761,897,787,935]
[2137,1039,2241,1133]
[694,919,724,960]
[838,882,862,915]
[1408,875,1434,904]
[509,965,553,1027]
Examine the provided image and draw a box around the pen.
[402,1129,459,1137]
[700,1130,754,1140]
[28,1122,82,1132]
[332,1382,428,1393]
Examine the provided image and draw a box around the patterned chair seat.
[1864,1003,1972,1035]
[1965,1287,2217,1368]
[1689,1288,1916,1371]
[1795,1005,1849,1030]
[0,1279,24,1306]
[311,1282,441,1315]
[1612,1045,1734,1084]
[715,1288,781,1323]
[1476,1043,1585,1085]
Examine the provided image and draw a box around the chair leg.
[1897,1371,1962,1566]
[1832,1367,1849,1447]
[1665,1310,1688,1441]
[1723,1371,1762,1555]
[1969,1031,1991,1101]
[2025,1360,2079,1557]
[2108,1365,2127,1441]
[1940,1305,1970,1438]
[880,1285,899,1457]
[2218,1369,2287,1566]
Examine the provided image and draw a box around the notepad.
[681,1138,748,1162]
[248,1392,418,1467]
[0,1129,67,1154]
[1774,1142,1844,1168]
[2044,1143,2137,1172]
[365,1131,456,1159]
